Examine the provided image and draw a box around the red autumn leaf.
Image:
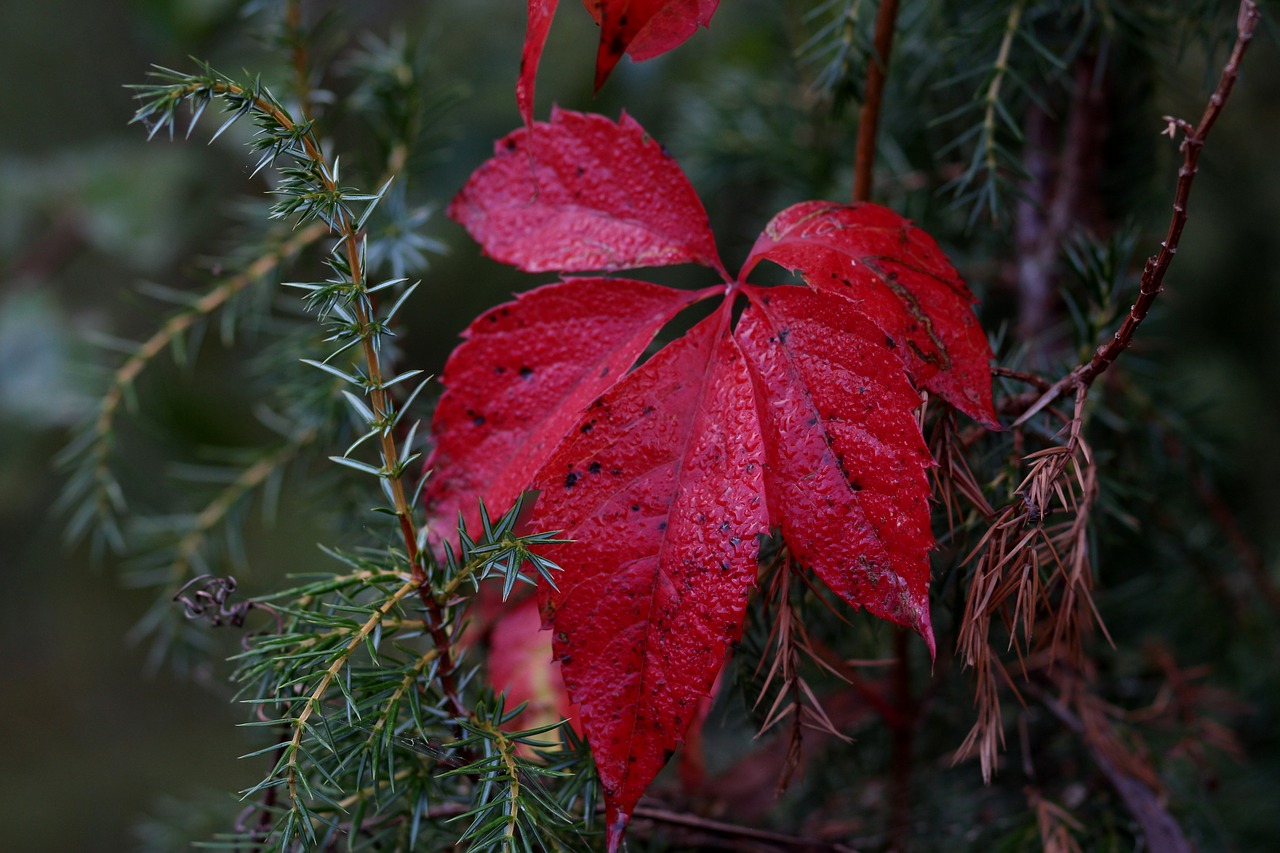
[531,303,768,843]
[743,201,998,427]
[583,0,721,88]
[449,108,724,277]
[486,595,581,741]
[517,0,720,126]
[433,108,995,848]
[735,286,934,651]
[423,277,704,544]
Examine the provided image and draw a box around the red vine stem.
[852,0,901,202]
[1013,0,1261,427]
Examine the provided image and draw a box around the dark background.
[2,1,1277,849]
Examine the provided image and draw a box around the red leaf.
[423,278,704,542]
[531,305,768,846]
[517,0,559,128]
[487,595,580,741]
[742,201,998,427]
[518,1,719,125]
[584,0,721,90]
[737,285,936,651]
[450,109,724,276]
[433,112,998,846]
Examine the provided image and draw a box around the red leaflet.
[743,201,998,427]
[584,0,721,89]
[423,278,702,546]
[433,109,995,847]
[449,109,724,276]
[486,595,580,740]
[737,286,935,652]
[517,1,558,128]
[532,305,767,845]
[518,0,720,125]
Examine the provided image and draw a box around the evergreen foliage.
[48,0,1277,850]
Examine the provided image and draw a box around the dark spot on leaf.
[631,504,640,512]
[807,416,818,426]
[611,467,622,476]
[565,472,579,488]
[588,461,602,474]
[576,165,584,177]
[581,421,594,434]
[778,328,790,344]
[609,33,626,55]
[494,365,506,374]
[504,138,517,151]
[556,631,568,642]
[663,748,676,763]
[519,366,534,380]
[885,335,896,350]
[471,412,485,426]
[657,521,667,531]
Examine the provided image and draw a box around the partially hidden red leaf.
[487,595,580,742]
[742,201,998,427]
[449,108,724,276]
[423,278,704,543]
[517,0,559,128]
[531,305,768,848]
[584,0,721,90]
[737,285,936,652]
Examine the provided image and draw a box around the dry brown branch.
[956,389,1108,780]
[1027,787,1084,853]
[1014,0,1261,426]
[1036,682,1192,853]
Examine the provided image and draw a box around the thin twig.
[1013,0,1261,426]
[631,804,857,851]
[852,0,901,202]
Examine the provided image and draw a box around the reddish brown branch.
[853,0,902,202]
[1013,0,1260,426]
[630,804,855,851]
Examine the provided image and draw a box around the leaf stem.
[852,0,901,202]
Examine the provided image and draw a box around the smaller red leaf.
[517,0,559,128]
[487,595,580,739]
[532,306,768,845]
[585,0,721,90]
[737,285,936,651]
[423,278,705,543]
[449,108,724,276]
[742,201,997,427]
